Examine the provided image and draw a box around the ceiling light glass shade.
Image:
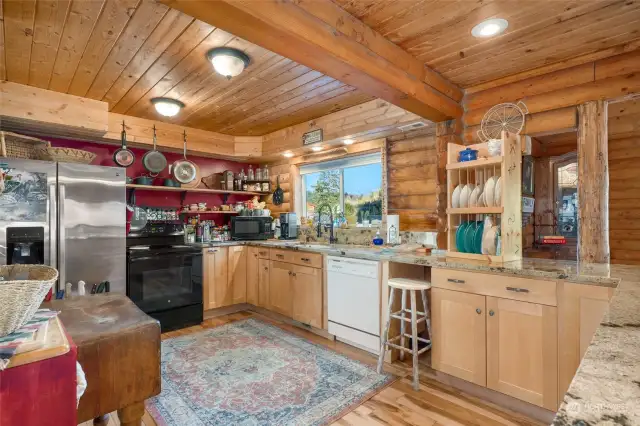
[343,139,355,145]
[151,98,184,117]
[471,18,508,38]
[283,151,294,158]
[311,146,323,152]
[207,47,250,79]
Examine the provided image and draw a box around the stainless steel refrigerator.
[0,159,127,293]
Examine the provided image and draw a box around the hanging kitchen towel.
[0,309,59,370]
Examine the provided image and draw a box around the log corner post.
[436,119,462,249]
[577,100,610,264]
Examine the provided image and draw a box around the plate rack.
[446,131,522,263]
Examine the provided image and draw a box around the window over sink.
[301,153,382,227]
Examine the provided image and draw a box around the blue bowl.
[459,148,478,162]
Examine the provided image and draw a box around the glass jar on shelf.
[255,166,262,181]
[263,165,269,180]
[248,165,254,181]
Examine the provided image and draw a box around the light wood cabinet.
[431,287,487,386]
[228,246,247,305]
[203,247,228,310]
[558,282,614,404]
[258,258,270,308]
[246,247,260,305]
[291,265,323,328]
[269,261,293,317]
[486,297,558,410]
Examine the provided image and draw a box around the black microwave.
[230,216,273,240]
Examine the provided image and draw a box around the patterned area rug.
[147,318,394,425]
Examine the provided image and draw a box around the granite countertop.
[193,240,619,286]
[193,240,639,424]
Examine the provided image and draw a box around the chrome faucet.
[316,203,337,243]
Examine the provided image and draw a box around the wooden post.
[577,100,609,263]
[436,120,462,249]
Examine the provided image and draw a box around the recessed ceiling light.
[343,139,355,145]
[151,98,184,117]
[311,145,323,152]
[283,151,294,158]
[471,18,508,38]
[206,47,250,79]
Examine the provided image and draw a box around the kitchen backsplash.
[298,225,438,247]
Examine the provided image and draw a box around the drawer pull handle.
[264,267,268,271]
[207,249,218,253]
[489,310,495,317]
[448,278,465,284]
[506,287,529,293]
[260,251,267,255]
[301,257,310,262]
[276,254,284,258]
[288,270,292,275]
[476,308,482,314]
[292,272,297,277]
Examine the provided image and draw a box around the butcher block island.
[191,239,635,424]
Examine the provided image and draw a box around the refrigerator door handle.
[49,183,58,282]
[58,184,66,290]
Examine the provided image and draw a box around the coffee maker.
[279,213,298,240]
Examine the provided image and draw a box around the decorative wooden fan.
[478,101,528,142]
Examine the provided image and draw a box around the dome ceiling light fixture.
[343,139,355,145]
[151,98,185,117]
[207,47,250,79]
[471,18,509,38]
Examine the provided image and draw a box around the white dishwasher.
[327,256,380,354]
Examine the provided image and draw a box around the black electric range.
[126,223,203,332]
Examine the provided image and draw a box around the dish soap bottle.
[373,230,384,246]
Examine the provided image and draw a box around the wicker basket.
[0,265,58,337]
[35,146,97,164]
[0,131,51,160]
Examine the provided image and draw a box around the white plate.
[482,225,498,255]
[484,177,496,207]
[460,184,474,208]
[452,184,462,208]
[494,176,502,206]
[469,184,482,208]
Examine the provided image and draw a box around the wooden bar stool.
[377,278,432,390]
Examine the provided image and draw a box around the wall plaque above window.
[302,129,323,146]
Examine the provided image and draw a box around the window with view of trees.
[301,154,382,227]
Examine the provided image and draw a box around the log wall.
[608,98,640,265]
[385,132,440,232]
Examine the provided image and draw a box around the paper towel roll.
[386,214,400,245]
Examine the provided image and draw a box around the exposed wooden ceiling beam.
[159,0,463,122]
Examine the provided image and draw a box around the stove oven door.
[127,250,202,314]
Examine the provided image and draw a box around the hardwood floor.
[80,311,545,426]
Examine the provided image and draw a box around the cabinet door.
[258,258,270,308]
[228,246,247,304]
[431,288,487,386]
[203,247,229,309]
[558,283,613,404]
[269,261,293,317]
[291,267,322,328]
[246,247,260,305]
[486,297,558,410]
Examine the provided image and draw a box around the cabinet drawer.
[256,248,270,259]
[270,249,323,268]
[432,268,557,306]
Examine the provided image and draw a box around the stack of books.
[541,235,566,244]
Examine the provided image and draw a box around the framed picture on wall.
[522,156,534,196]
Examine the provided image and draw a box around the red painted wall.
[45,138,257,224]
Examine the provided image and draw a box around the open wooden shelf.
[181,210,239,215]
[447,207,503,214]
[446,156,502,170]
[126,184,269,196]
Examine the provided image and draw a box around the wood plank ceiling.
[334,0,640,88]
[0,0,373,135]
